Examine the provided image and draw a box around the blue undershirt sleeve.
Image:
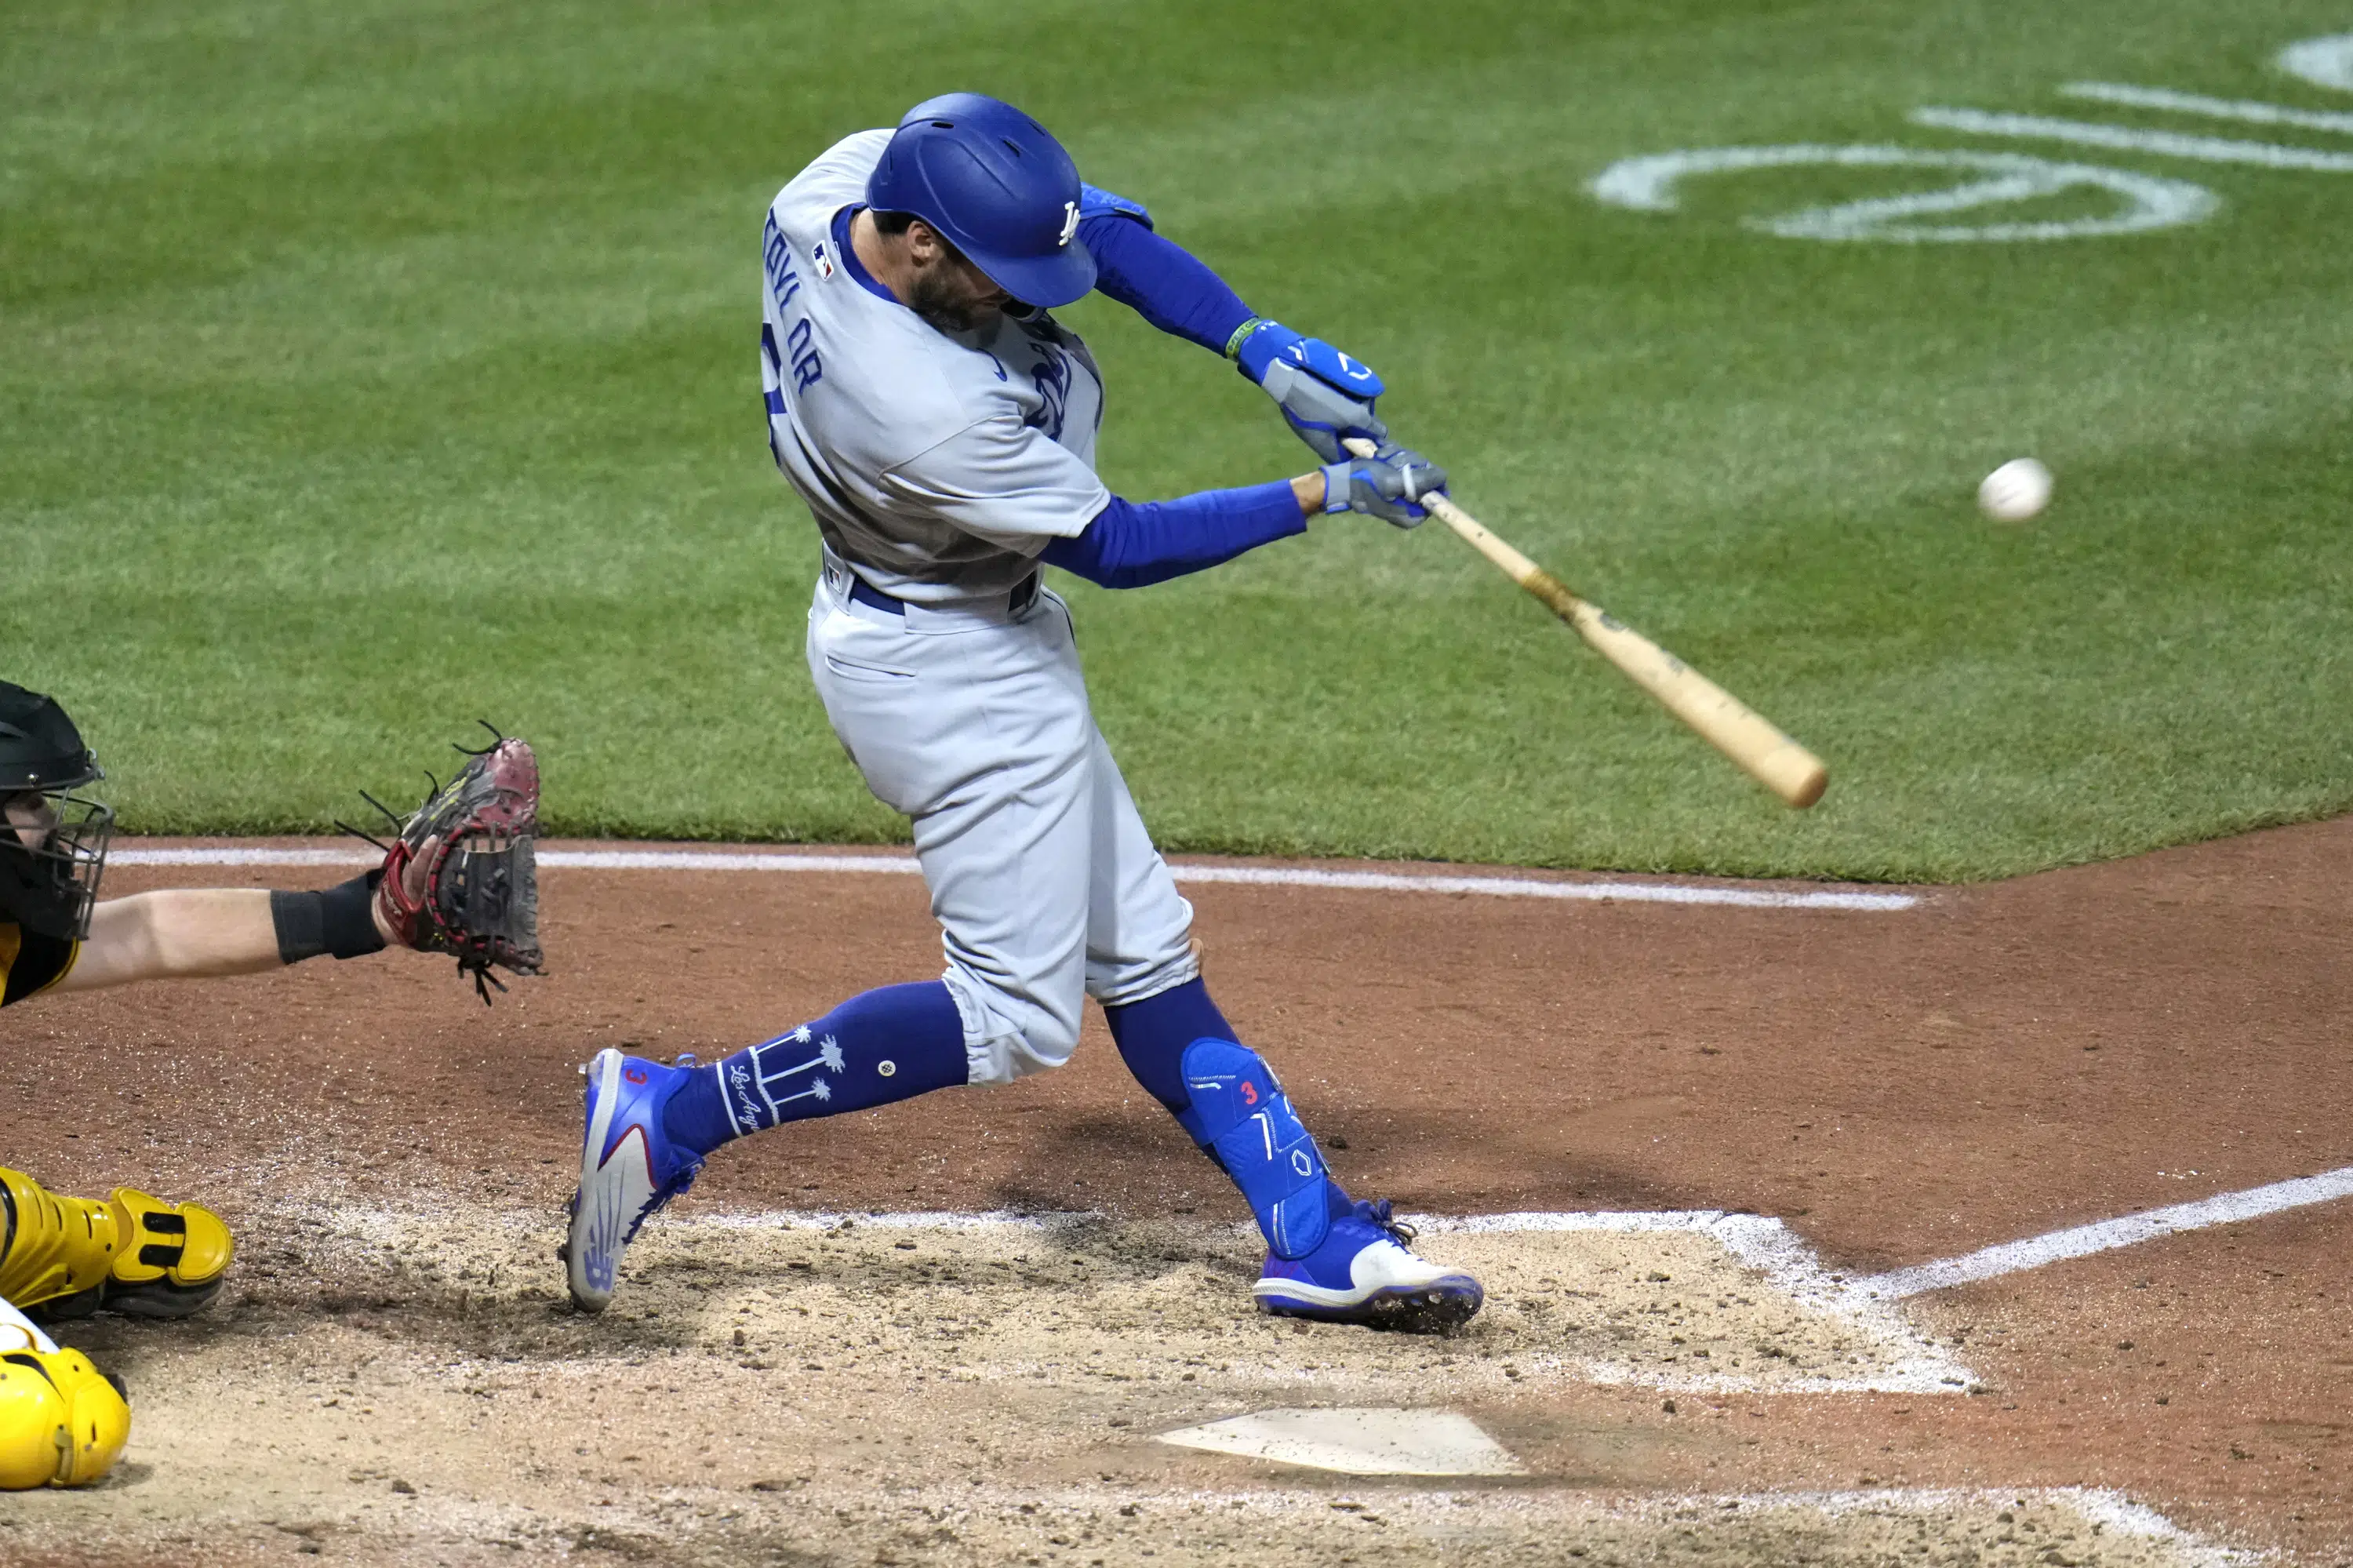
[1078,211,1257,356]
[1042,481,1307,590]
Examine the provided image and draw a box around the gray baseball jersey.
[765,129,1198,1086]
[761,130,1110,604]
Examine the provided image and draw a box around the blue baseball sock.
[1104,978,1356,1231]
[1103,977,1231,1112]
[662,980,968,1155]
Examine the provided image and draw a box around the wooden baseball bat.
[1344,440,1828,809]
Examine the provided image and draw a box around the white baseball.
[1978,457,2053,522]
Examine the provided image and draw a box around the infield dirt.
[3,817,2349,1564]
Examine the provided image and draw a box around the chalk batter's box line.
[1440,1177,2353,1301]
[108,846,1920,914]
[559,1164,2353,1304]
[322,1200,1974,1394]
[1857,1165,2353,1299]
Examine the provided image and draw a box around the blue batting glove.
[1319,443,1446,529]
[1227,318,1388,463]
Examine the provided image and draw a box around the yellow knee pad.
[0,1169,234,1319]
[0,1347,130,1489]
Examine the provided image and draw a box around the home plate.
[1156,1407,1526,1476]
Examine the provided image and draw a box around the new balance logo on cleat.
[566,1050,704,1313]
[575,1154,635,1298]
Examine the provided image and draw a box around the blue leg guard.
[1173,1038,1333,1260]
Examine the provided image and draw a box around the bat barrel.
[1348,442,1828,809]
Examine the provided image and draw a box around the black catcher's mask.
[0,682,113,942]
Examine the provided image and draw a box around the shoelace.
[624,1157,703,1246]
[1360,1198,1417,1248]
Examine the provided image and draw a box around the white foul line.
[1860,1166,2353,1299]
[115,847,381,868]
[1158,864,1913,911]
[106,846,1918,912]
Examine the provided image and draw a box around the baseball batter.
[0,682,540,1487]
[568,94,1481,1331]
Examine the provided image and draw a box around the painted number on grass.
[1591,145,2213,242]
[2280,32,2353,93]
[1593,31,2353,242]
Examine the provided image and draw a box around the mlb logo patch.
[811,241,836,281]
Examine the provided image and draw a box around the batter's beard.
[908,267,997,334]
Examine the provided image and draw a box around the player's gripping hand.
[1227,318,1387,462]
[1319,444,1446,529]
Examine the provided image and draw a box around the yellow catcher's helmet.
[0,1348,129,1488]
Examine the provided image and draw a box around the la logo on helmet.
[1057,200,1079,248]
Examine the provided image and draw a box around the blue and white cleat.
[1253,1199,1483,1334]
[562,1049,705,1313]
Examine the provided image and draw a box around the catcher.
[0,680,541,1489]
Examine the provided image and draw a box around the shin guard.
[1174,1039,1332,1260]
[0,1169,233,1319]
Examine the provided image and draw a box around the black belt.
[847,573,1039,617]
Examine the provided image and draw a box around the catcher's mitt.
[355,727,543,1002]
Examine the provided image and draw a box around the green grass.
[5,0,2351,879]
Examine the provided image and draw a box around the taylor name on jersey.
[758,129,1109,605]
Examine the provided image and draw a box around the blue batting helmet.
[866,93,1095,309]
